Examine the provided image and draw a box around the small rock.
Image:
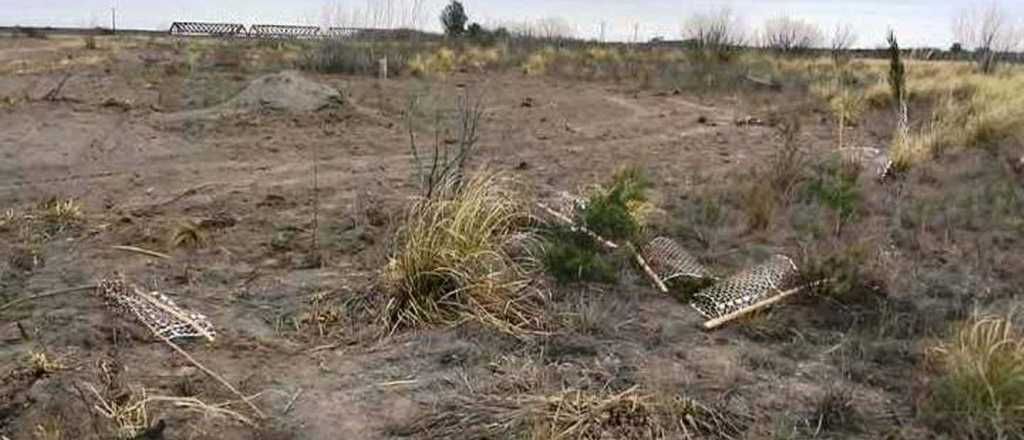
[697,115,708,124]
[515,161,530,170]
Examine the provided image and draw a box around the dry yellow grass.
[780,56,1023,167]
[407,47,457,76]
[382,173,542,333]
[926,314,1024,438]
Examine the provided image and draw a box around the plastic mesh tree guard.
[690,254,799,320]
[169,22,247,37]
[640,237,711,282]
[249,24,322,39]
[96,275,215,341]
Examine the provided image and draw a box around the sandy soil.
[0,36,947,440]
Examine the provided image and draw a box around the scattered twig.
[111,245,172,260]
[536,202,619,249]
[137,318,265,419]
[377,379,418,387]
[131,183,218,212]
[283,388,303,414]
[42,72,72,101]
[0,285,97,313]
[146,396,256,427]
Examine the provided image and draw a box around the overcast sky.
[4,1,1023,48]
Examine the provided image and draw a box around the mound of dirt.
[164,70,342,121]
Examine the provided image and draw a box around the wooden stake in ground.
[701,285,806,330]
[627,243,668,293]
[138,318,265,419]
[111,245,172,260]
[536,203,619,250]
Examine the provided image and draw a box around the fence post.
[379,56,388,80]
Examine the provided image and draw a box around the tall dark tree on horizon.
[441,1,468,37]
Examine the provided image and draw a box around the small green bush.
[578,167,652,241]
[802,158,862,224]
[541,226,618,284]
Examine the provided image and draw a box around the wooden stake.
[701,286,805,331]
[111,245,172,260]
[138,318,265,419]
[627,243,668,293]
[536,203,619,249]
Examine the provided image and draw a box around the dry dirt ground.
[1,35,1015,440]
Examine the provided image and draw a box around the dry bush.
[811,385,862,434]
[382,173,542,333]
[953,1,1023,74]
[742,180,777,231]
[407,87,484,198]
[759,16,823,54]
[682,6,746,59]
[926,314,1024,438]
[301,40,424,76]
[829,24,857,64]
[767,117,808,199]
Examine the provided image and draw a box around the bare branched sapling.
[407,88,484,198]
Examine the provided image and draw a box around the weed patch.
[926,315,1024,438]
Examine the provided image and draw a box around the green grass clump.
[541,226,618,284]
[802,158,862,226]
[578,167,652,242]
[926,315,1024,438]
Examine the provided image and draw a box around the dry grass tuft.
[526,387,745,440]
[34,419,65,440]
[403,385,746,439]
[86,383,150,440]
[168,219,207,249]
[926,314,1024,438]
[28,351,66,374]
[742,181,777,232]
[40,197,83,231]
[382,173,542,334]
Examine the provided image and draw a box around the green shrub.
[802,158,862,226]
[798,242,880,305]
[578,167,652,241]
[540,226,618,284]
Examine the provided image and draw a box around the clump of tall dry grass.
[401,379,747,439]
[893,71,1024,167]
[926,314,1024,438]
[382,173,542,333]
